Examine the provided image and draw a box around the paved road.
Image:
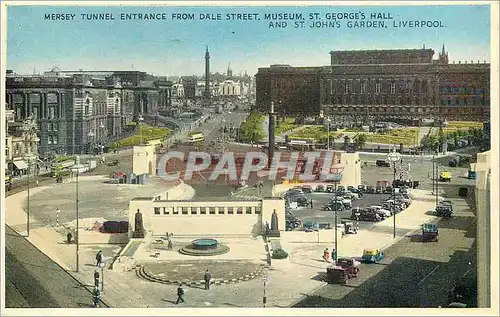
[4,225,107,308]
[293,192,477,308]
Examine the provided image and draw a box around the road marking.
[417,265,439,286]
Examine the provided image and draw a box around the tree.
[355,133,367,149]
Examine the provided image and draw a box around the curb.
[138,264,268,287]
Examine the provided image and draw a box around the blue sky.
[6,4,491,77]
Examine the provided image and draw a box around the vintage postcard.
[1,1,498,315]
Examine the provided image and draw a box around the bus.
[287,138,315,151]
[187,132,205,144]
[51,160,75,177]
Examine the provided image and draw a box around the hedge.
[109,125,169,149]
[272,249,289,259]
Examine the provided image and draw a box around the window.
[255,207,261,214]
[182,207,189,215]
[218,208,225,215]
[344,82,351,94]
[47,123,52,131]
[329,80,333,94]
[163,207,171,215]
[361,82,366,94]
[209,207,216,214]
[237,207,243,214]
[191,208,198,215]
[390,82,396,94]
[227,207,234,214]
[246,207,252,214]
[48,136,52,144]
[53,136,58,144]
[173,208,179,215]
[49,107,55,119]
[154,207,160,215]
[200,207,207,214]
[376,82,381,94]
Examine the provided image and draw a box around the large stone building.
[5,68,162,157]
[256,46,490,121]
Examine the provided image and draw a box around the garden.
[108,125,169,150]
[365,128,420,146]
[274,117,299,135]
[239,112,265,142]
[288,126,339,142]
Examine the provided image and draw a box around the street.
[293,189,476,308]
[4,225,107,308]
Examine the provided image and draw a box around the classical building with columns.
[255,46,490,122]
[5,68,164,157]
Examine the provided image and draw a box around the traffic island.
[137,260,268,287]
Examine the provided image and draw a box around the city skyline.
[6,4,492,77]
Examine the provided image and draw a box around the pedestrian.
[310,199,313,209]
[66,232,72,244]
[204,270,212,290]
[95,250,103,267]
[94,270,100,288]
[36,179,39,187]
[92,286,101,307]
[323,248,330,262]
[427,171,430,178]
[167,238,173,250]
[331,248,337,264]
[176,284,185,304]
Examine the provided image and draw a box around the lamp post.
[326,118,331,151]
[435,151,439,207]
[24,154,36,237]
[330,165,344,263]
[387,148,402,238]
[70,163,81,272]
[99,123,105,154]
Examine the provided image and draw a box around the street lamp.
[70,161,84,273]
[24,154,36,237]
[330,164,344,263]
[99,123,105,154]
[326,118,331,151]
[138,116,144,145]
[387,148,402,238]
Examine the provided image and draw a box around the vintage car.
[422,223,439,242]
[326,260,360,284]
[365,185,376,194]
[315,184,326,192]
[436,204,452,217]
[361,249,385,263]
[326,185,336,193]
[357,184,366,193]
[301,185,313,193]
[341,220,359,234]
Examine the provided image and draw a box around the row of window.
[440,87,486,95]
[14,105,58,120]
[440,97,488,106]
[153,206,262,215]
[47,136,59,144]
[332,81,426,95]
[327,95,431,106]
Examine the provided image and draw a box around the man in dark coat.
[204,270,212,290]
[94,270,100,288]
[96,250,103,267]
[176,284,185,304]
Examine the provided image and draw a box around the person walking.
[92,286,101,307]
[176,284,185,304]
[94,270,100,288]
[95,250,103,267]
[310,199,313,209]
[204,270,212,290]
[331,248,337,264]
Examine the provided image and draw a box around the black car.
[351,209,381,222]
[376,159,390,167]
[315,184,325,192]
[383,186,393,194]
[301,185,313,193]
[296,197,311,207]
[357,184,366,193]
[436,204,452,217]
[337,185,346,192]
[375,186,384,194]
[326,185,335,193]
[350,188,364,197]
[366,186,376,194]
[346,186,355,192]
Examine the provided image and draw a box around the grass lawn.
[289,126,339,141]
[275,118,299,135]
[366,128,420,146]
[446,121,483,129]
[109,125,169,149]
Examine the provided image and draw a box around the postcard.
[1,1,498,315]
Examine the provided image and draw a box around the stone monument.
[268,210,281,237]
[132,209,146,238]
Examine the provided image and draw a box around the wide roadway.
[4,225,108,308]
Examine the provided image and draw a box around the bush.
[272,248,289,259]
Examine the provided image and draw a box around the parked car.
[357,184,366,193]
[351,208,382,222]
[349,188,364,198]
[339,190,359,200]
[323,202,345,212]
[303,220,319,232]
[439,200,454,211]
[337,185,346,192]
[346,186,355,192]
[368,206,391,219]
[376,159,390,167]
[292,186,303,192]
[383,186,393,194]
[366,186,376,194]
[301,185,313,193]
[326,185,336,193]
[375,186,384,194]
[315,184,325,192]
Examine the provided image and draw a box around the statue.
[269,210,281,237]
[132,209,145,238]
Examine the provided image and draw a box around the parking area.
[285,186,393,231]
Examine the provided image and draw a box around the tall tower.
[227,63,233,78]
[204,46,211,104]
[438,44,449,64]
[268,102,276,168]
